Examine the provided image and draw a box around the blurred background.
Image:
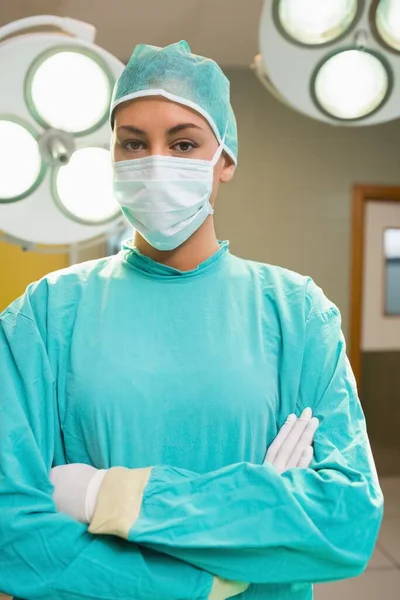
[0,1,399,598]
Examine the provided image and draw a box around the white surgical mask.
[112,139,224,251]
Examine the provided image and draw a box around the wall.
[0,240,68,312]
[362,350,400,476]
[218,69,400,338]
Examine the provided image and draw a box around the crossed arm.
[51,408,319,524]
[51,410,319,598]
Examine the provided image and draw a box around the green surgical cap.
[111,40,238,164]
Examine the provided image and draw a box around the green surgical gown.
[0,241,383,600]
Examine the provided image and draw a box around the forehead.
[114,96,212,131]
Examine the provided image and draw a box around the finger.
[300,417,319,448]
[298,446,314,469]
[299,407,312,421]
[264,414,296,464]
[273,408,312,472]
[285,417,319,470]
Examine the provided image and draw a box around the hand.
[264,408,319,474]
[50,463,107,523]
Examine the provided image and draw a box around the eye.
[122,139,145,151]
[172,141,197,153]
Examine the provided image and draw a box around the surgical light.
[257,1,400,126]
[312,49,390,120]
[274,0,360,46]
[375,0,400,52]
[0,15,126,249]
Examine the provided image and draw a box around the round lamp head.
[275,0,360,46]
[375,0,400,52]
[0,118,45,203]
[26,47,113,135]
[312,49,391,120]
[54,147,120,225]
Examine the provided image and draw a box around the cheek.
[212,165,221,190]
[111,131,128,162]
[210,166,222,205]
[212,160,223,181]
[112,142,125,163]
[111,138,117,161]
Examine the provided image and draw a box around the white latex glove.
[264,407,319,474]
[50,463,107,523]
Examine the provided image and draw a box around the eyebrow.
[167,123,203,136]
[116,123,203,136]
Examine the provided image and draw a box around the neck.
[133,217,220,271]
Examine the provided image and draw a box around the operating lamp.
[254,0,400,125]
[0,15,126,250]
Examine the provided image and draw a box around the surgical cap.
[111,40,238,164]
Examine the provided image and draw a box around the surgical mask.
[112,139,224,251]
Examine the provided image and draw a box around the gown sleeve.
[89,286,383,586]
[0,291,215,600]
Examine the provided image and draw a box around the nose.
[148,142,170,157]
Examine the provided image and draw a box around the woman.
[0,41,382,600]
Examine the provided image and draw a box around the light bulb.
[313,50,390,120]
[0,120,42,201]
[29,50,111,133]
[376,0,400,51]
[277,0,358,45]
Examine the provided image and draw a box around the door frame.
[350,185,400,388]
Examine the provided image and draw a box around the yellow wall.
[0,240,69,312]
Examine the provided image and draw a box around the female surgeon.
[0,41,383,600]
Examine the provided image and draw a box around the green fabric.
[111,41,238,164]
[0,242,382,600]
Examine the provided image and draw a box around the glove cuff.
[85,469,107,523]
